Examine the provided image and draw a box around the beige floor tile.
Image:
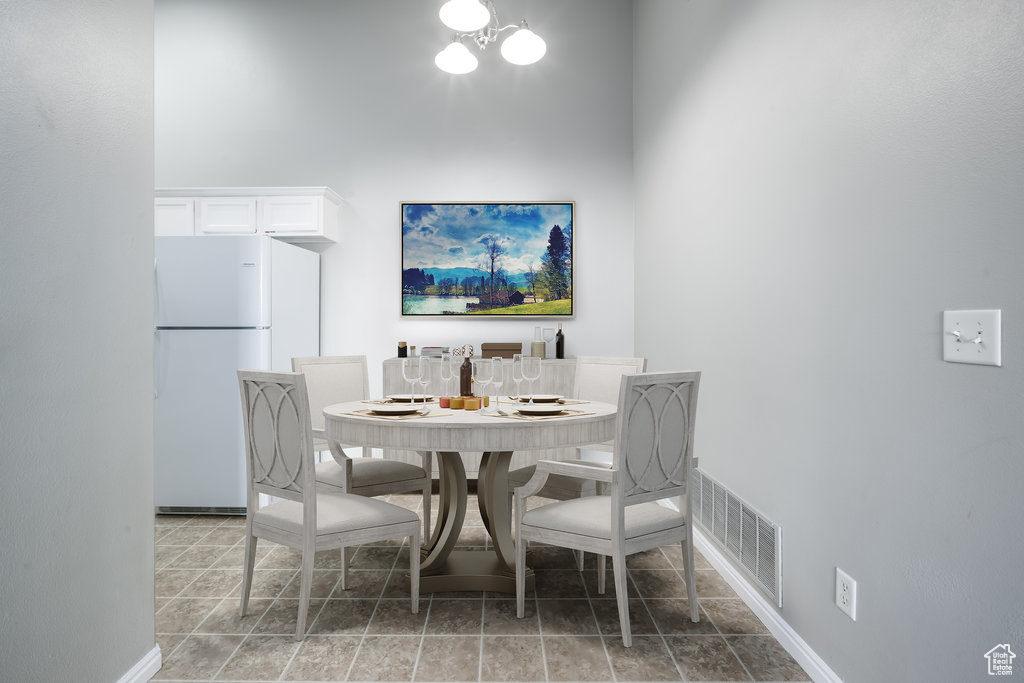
[590,598,658,636]
[229,568,297,599]
[156,597,221,635]
[201,526,246,546]
[179,569,244,599]
[253,598,325,636]
[480,635,546,681]
[216,634,300,680]
[625,547,676,569]
[537,598,599,635]
[629,569,689,598]
[727,635,811,681]
[151,633,244,680]
[425,598,484,634]
[367,598,429,635]
[155,545,189,569]
[280,569,342,600]
[156,569,204,598]
[351,545,401,570]
[664,635,751,681]
[415,635,481,681]
[331,569,390,598]
[166,545,233,570]
[604,635,682,681]
[157,526,218,546]
[197,597,270,635]
[347,635,420,681]
[662,544,713,570]
[645,598,716,635]
[702,598,769,635]
[694,568,738,598]
[307,598,374,635]
[283,635,361,681]
[543,635,613,681]
[483,598,539,635]
[534,569,588,599]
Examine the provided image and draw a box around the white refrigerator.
[154,235,320,513]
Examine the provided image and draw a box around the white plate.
[516,405,568,416]
[517,394,563,404]
[387,394,434,403]
[370,405,424,416]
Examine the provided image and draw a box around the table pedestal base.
[417,550,535,594]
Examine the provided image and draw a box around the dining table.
[322,397,617,594]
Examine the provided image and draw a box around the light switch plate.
[943,310,1001,366]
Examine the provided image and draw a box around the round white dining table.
[322,399,616,594]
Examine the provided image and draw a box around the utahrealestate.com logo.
[985,644,1016,676]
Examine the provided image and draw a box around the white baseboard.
[693,528,841,683]
[117,644,162,683]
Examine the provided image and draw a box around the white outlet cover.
[835,567,857,621]
[943,309,1001,366]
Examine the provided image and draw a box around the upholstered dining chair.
[507,355,647,568]
[237,370,420,641]
[514,371,701,647]
[292,355,432,541]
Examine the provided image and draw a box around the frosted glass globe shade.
[439,0,490,32]
[500,26,546,66]
[435,41,479,75]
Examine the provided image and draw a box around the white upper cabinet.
[198,198,258,235]
[154,187,341,244]
[155,198,195,236]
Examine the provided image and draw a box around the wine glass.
[402,356,422,404]
[521,356,541,404]
[438,352,455,398]
[542,327,555,357]
[417,355,431,403]
[472,358,492,413]
[511,353,524,402]
[489,357,504,411]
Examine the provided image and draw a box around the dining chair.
[292,355,432,541]
[237,370,420,641]
[514,370,701,647]
[506,356,647,568]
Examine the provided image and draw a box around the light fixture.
[439,0,490,32]
[434,0,546,75]
[434,40,479,75]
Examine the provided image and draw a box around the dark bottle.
[459,356,473,396]
[555,324,565,359]
[398,341,408,358]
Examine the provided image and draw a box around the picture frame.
[401,202,574,317]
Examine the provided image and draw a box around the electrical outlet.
[835,568,857,620]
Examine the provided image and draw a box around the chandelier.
[434,0,547,75]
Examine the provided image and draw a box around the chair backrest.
[612,371,700,505]
[573,356,648,403]
[238,370,316,505]
[291,356,370,431]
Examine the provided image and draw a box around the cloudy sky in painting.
[402,203,572,275]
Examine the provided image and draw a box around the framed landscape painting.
[401,202,573,317]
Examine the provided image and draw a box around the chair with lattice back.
[237,369,420,641]
[514,371,701,646]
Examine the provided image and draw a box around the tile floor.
[154,494,810,682]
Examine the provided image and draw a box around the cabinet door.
[197,198,258,234]
[155,198,195,236]
[260,195,322,237]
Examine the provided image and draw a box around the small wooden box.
[480,342,523,359]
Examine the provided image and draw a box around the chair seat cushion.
[255,492,418,536]
[522,496,685,541]
[316,458,427,489]
[507,464,601,500]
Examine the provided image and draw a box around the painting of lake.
[401,202,573,317]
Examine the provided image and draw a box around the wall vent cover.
[692,469,782,607]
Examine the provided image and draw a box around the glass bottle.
[555,324,565,359]
[459,356,473,396]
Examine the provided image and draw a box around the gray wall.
[635,0,1024,680]
[0,1,156,681]
[155,0,636,389]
